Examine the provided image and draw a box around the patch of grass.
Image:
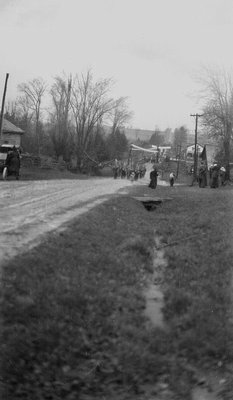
[123,183,233,395]
[1,183,233,399]
[0,196,176,399]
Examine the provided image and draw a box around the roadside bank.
[1,182,233,399]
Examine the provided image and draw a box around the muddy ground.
[0,174,149,266]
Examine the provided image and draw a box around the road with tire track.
[0,176,150,266]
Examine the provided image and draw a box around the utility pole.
[127,146,132,169]
[176,144,182,178]
[156,146,160,163]
[0,73,9,143]
[190,113,202,184]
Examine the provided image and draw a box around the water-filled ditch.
[144,235,221,400]
[144,235,167,328]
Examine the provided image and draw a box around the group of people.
[148,161,228,190]
[195,162,226,188]
[112,161,147,181]
[190,161,226,189]
[113,158,228,190]
[209,164,226,188]
[148,166,176,189]
[128,167,147,182]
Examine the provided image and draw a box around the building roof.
[2,118,24,134]
[186,143,204,149]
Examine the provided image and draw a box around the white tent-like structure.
[131,144,171,153]
[130,144,158,153]
[128,144,172,169]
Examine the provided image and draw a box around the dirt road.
[0,176,149,266]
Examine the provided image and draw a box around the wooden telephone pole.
[190,113,202,184]
[0,73,9,142]
[176,144,182,178]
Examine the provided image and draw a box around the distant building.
[186,143,204,159]
[0,118,24,146]
[151,145,172,159]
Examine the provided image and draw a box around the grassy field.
[1,180,233,399]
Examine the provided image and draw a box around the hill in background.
[104,125,215,147]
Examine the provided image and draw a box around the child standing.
[169,172,175,186]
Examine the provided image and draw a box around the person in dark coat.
[198,162,207,188]
[5,147,20,179]
[210,164,219,188]
[149,166,158,189]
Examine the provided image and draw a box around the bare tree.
[49,74,72,159]
[172,126,188,153]
[198,67,233,178]
[109,96,133,134]
[70,70,115,169]
[18,78,47,154]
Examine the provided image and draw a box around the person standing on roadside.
[210,163,219,188]
[113,158,119,179]
[5,146,21,179]
[198,161,207,188]
[149,166,158,189]
[189,164,195,186]
[130,170,135,182]
[219,166,226,186]
[169,172,176,187]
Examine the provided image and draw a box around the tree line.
[196,67,233,179]
[5,67,233,176]
[149,67,233,179]
[5,70,133,171]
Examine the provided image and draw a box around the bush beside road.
[1,182,233,399]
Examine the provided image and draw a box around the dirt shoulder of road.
[1,182,233,399]
[20,166,89,180]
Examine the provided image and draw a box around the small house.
[186,143,204,159]
[0,118,24,146]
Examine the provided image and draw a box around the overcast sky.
[0,0,232,132]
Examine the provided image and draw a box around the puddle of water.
[144,235,167,328]
[143,236,225,399]
[144,284,164,327]
[143,236,226,399]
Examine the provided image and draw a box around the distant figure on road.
[113,158,119,179]
[113,166,118,179]
[169,172,175,187]
[134,169,139,181]
[130,171,135,182]
[120,166,126,179]
[149,166,158,189]
[188,164,195,186]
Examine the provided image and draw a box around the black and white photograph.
[0,1,233,399]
